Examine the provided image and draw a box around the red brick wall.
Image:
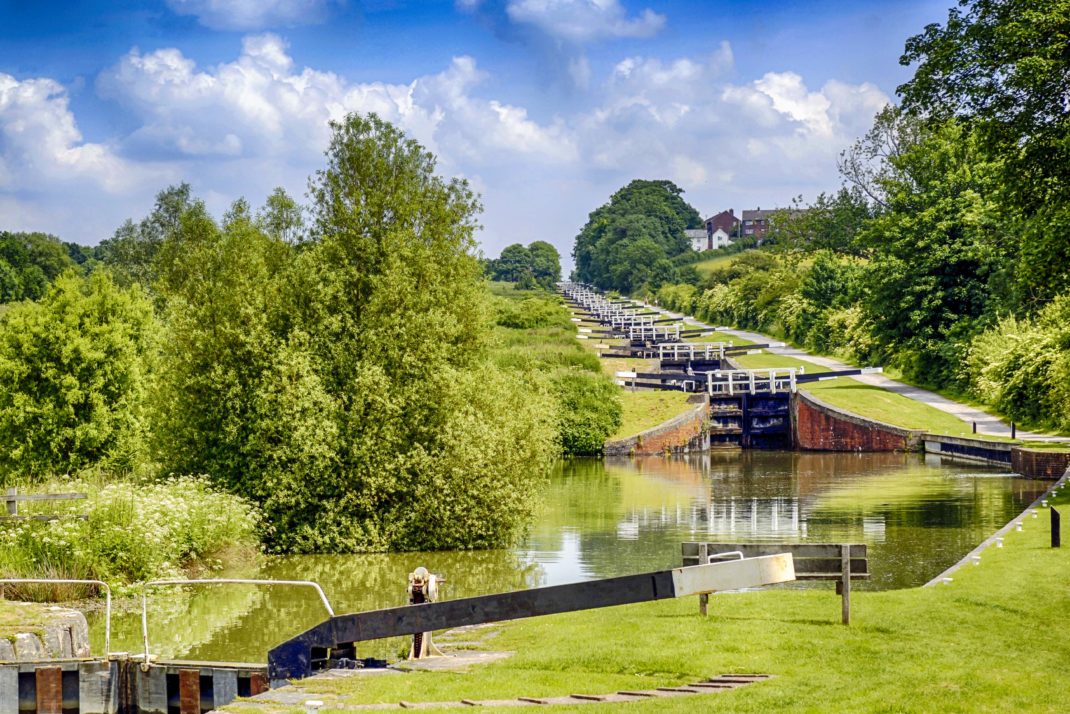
[1011,448,1070,480]
[604,396,709,456]
[793,391,924,452]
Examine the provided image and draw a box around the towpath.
[651,307,1060,441]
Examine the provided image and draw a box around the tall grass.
[0,474,261,598]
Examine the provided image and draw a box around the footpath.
[653,308,1061,441]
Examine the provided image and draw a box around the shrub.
[0,475,261,591]
[551,370,623,454]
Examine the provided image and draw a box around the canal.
[92,452,1047,663]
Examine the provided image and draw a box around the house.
[705,209,739,238]
[686,226,733,252]
[741,208,776,240]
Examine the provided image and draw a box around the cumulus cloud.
[506,0,665,42]
[165,0,336,30]
[97,34,576,169]
[0,73,159,193]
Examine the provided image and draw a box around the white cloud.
[98,35,576,170]
[0,73,161,193]
[165,0,335,30]
[506,0,665,42]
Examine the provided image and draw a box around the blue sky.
[0,0,951,267]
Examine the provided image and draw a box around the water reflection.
[91,452,1047,663]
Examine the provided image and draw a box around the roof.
[741,209,777,220]
[704,209,738,223]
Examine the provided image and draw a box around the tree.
[899,0,1070,213]
[257,187,305,244]
[898,0,1070,306]
[0,270,158,479]
[573,179,701,292]
[0,232,76,302]
[526,241,561,288]
[492,243,532,282]
[98,183,194,289]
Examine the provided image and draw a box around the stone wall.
[1011,448,1070,480]
[792,390,925,452]
[0,605,90,661]
[604,394,709,456]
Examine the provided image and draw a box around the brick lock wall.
[604,396,709,456]
[1011,448,1070,480]
[793,391,924,452]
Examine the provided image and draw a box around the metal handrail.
[140,578,334,666]
[0,578,111,655]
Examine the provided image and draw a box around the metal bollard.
[407,567,445,659]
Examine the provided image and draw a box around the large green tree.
[0,232,76,302]
[898,0,1070,306]
[573,179,701,293]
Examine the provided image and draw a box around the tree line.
[485,241,562,289]
[0,114,563,553]
[582,0,1070,432]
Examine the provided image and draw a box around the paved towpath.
[649,305,1061,441]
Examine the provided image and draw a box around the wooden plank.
[137,667,168,714]
[212,670,239,708]
[683,543,866,559]
[36,667,64,714]
[249,672,269,695]
[79,661,118,714]
[0,666,17,714]
[792,559,869,575]
[3,493,87,502]
[179,669,201,714]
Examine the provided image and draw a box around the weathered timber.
[268,556,795,681]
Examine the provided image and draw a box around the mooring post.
[1012,423,1017,439]
[1052,507,1061,548]
[972,421,976,434]
[840,544,851,626]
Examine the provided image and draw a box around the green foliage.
[572,179,701,293]
[488,289,621,455]
[858,118,1008,386]
[965,293,1070,431]
[488,241,562,289]
[151,114,558,553]
[0,475,260,588]
[550,370,623,455]
[97,184,194,289]
[0,232,76,302]
[0,271,158,480]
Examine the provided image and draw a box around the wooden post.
[1053,507,1061,549]
[698,544,709,616]
[840,544,851,626]
[4,488,16,517]
[178,669,201,714]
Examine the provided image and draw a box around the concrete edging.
[924,466,1070,587]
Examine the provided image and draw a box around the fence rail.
[2,487,87,521]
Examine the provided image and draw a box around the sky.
[0,0,952,269]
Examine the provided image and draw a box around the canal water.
[92,452,1047,663]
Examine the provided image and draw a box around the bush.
[0,475,261,590]
[0,271,158,481]
[551,370,623,454]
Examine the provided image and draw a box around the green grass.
[729,351,833,374]
[610,390,696,440]
[694,252,745,276]
[240,486,1070,713]
[804,378,1014,441]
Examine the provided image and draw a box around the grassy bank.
[611,391,695,440]
[236,484,1069,712]
[0,474,261,595]
[730,347,1019,441]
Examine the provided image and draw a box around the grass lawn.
[729,351,833,374]
[244,485,1070,713]
[805,378,1016,441]
[694,252,745,276]
[611,390,696,440]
